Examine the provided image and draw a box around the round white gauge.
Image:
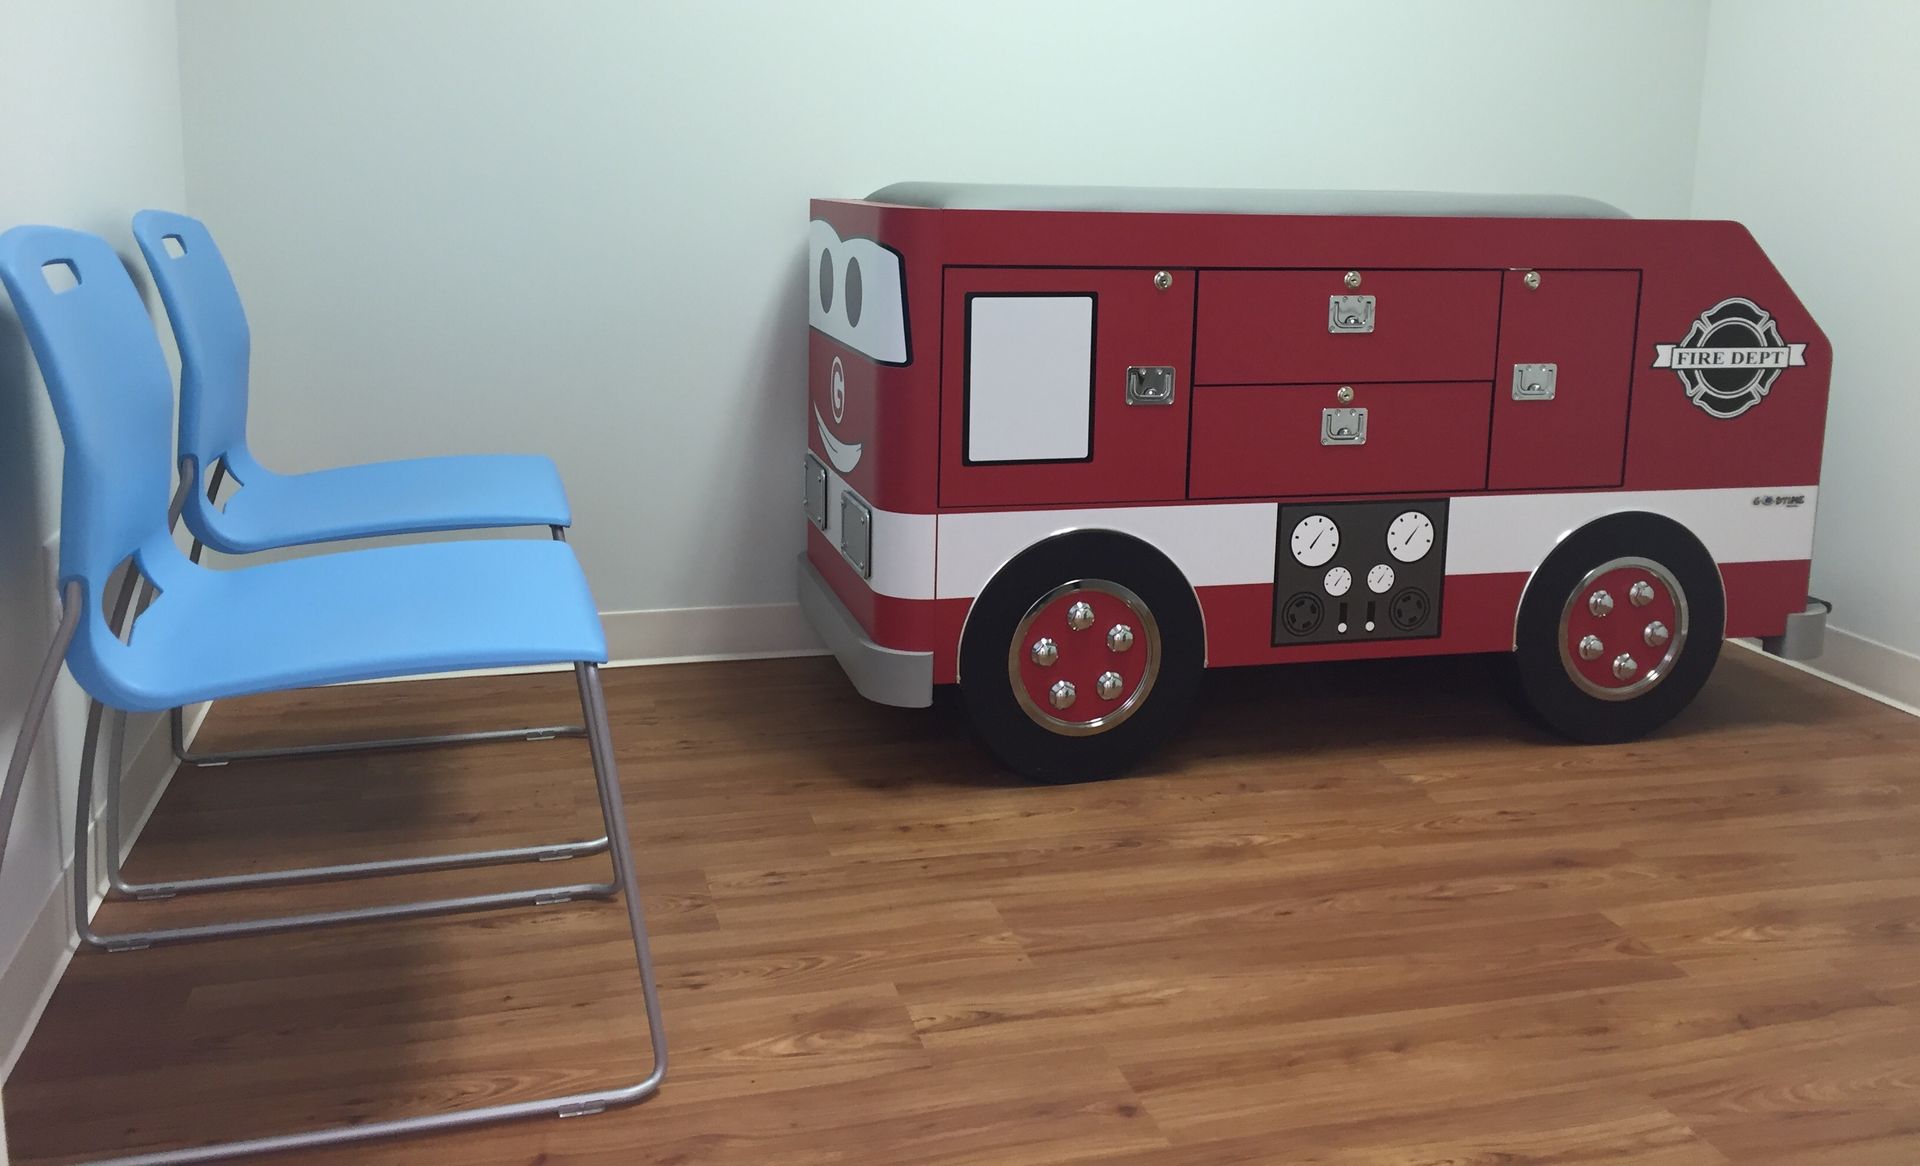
[1323,566,1352,597]
[1387,511,1436,563]
[1290,514,1340,567]
[1368,563,1396,594]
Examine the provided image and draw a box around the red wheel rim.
[1008,580,1161,736]
[1557,556,1689,700]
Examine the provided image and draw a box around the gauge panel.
[1387,510,1436,563]
[1272,499,1448,646]
[1289,514,1340,567]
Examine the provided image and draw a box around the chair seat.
[205,453,572,554]
[109,539,607,712]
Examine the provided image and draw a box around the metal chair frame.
[87,470,611,912]
[2,582,667,1165]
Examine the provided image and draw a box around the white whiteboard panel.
[965,295,1094,463]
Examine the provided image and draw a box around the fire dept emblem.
[1653,297,1806,419]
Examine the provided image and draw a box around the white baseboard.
[344,602,830,685]
[0,703,205,1082]
[601,601,825,666]
[1732,625,1920,718]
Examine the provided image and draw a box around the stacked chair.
[0,216,666,1163]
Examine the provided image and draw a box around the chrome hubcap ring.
[1009,579,1162,736]
[1556,556,1689,701]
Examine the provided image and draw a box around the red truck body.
[798,184,1829,778]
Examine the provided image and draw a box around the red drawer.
[1189,382,1491,499]
[1196,269,1501,385]
[1488,268,1638,490]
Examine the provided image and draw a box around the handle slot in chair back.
[0,227,188,704]
[132,210,253,503]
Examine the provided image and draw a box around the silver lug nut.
[1628,580,1656,607]
[1578,634,1604,661]
[1612,653,1639,681]
[1106,624,1135,652]
[1588,589,1615,617]
[1066,601,1095,631]
[1644,620,1671,648]
[1030,637,1058,667]
[1096,671,1125,700]
[1048,679,1076,710]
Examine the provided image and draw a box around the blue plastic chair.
[131,209,570,553]
[97,211,605,915]
[130,209,583,770]
[0,225,664,1161]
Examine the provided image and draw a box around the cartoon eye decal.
[845,256,864,327]
[807,220,908,365]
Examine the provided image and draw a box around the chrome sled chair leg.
[98,696,612,908]
[98,512,608,901]
[167,704,586,767]
[77,700,618,951]
[0,582,83,877]
[81,664,667,1166]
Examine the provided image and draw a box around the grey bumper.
[1761,598,1831,662]
[796,553,934,708]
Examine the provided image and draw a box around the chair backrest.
[130,211,251,490]
[0,225,188,702]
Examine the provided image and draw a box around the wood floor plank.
[904,912,1683,1060]
[1119,1086,1733,1165]
[6,649,1920,1164]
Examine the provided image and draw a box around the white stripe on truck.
[820,476,1818,603]
[1444,486,1816,576]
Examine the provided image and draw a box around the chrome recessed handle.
[1125,365,1176,407]
[1512,362,1557,401]
[1328,295,1375,333]
[1321,407,1368,445]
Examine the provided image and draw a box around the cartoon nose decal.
[816,355,862,473]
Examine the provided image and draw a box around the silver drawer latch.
[1328,295,1375,333]
[1321,407,1368,445]
[1125,365,1176,406]
[1512,363,1557,401]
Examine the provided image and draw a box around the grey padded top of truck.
[867,182,1629,220]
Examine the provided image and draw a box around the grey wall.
[174,0,1715,626]
[1693,0,1920,679]
[0,0,185,1099]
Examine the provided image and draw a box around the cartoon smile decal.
[815,356,863,473]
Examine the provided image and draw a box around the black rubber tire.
[1509,512,1725,743]
[959,531,1204,783]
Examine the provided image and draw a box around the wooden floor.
[7,647,1920,1164]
